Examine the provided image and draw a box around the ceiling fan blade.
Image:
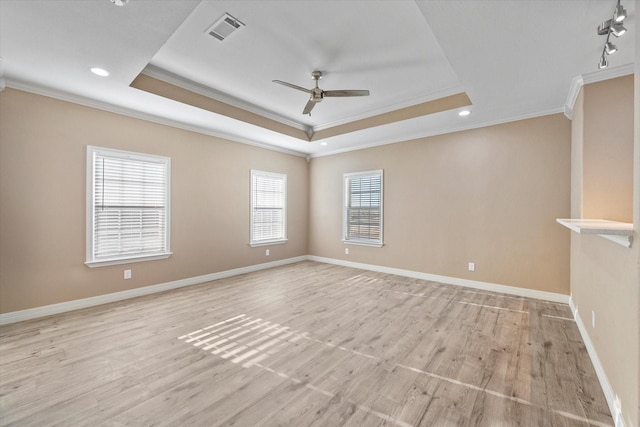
[302,99,316,115]
[323,89,370,97]
[272,80,312,94]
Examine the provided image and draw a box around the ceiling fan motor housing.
[311,87,323,102]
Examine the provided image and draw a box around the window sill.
[249,239,288,248]
[556,219,634,248]
[86,252,172,268]
[342,240,384,248]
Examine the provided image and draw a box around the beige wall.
[0,89,309,313]
[569,74,638,427]
[582,75,635,222]
[309,114,571,294]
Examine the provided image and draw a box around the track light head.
[613,3,627,22]
[597,20,611,36]
[605,41,618,54]
[611,22,627,37]
[598,55,608,69]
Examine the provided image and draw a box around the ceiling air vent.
[206,13,245,42]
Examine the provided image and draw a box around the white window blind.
[343,170,383,246]
[251,170,287,246]
[86,146,171,266]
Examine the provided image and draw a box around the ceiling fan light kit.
[273,71,370,116]
[596,0,627,69]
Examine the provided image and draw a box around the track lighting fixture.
[611,22,627,37]
[613,2,627,22]
[596,0,627,69]
[598,56,608,70]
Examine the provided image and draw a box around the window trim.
[250,169,288,247]
[85,145,172,268]
[342,169,384,247]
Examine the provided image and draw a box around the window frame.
[342,169,384,247]
[250,169,288,247]
[85,145,172,267]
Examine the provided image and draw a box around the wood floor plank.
[0,261,613,426]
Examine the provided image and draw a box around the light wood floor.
[0,261,613,426]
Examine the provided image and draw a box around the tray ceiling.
[0,0,635,156]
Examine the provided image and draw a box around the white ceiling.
[0,0,636,157]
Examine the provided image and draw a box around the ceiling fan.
[273,71,370,116]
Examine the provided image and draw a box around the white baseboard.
[308,256,570,303]
[569,297,625,427]
[0,255,570,325]
[313,257,628,425]
[2,255,623,426]
[0,256,307,325]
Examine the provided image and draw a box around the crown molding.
[311,85,467,132]
[581,63,635,85]
[11,62,621,160]
[143,65,471,141]
[5,78,308,158]
[564,75,584,120]
[311,106,564,158]
[564,63,635,119]
[142,64,311,134]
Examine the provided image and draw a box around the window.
[250,170,287,246]
[86,146,171,267]
[343,170,383,246]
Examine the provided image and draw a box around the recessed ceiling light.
[320,142,328,146]
[90,67,110,77]
[458,110,471,117]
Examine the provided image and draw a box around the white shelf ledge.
[556,219,634,248]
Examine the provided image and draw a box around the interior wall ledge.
[556,218,634,248]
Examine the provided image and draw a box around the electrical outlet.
[265,249,270,256]
[124,269,132,280]
[345,247,349,255]
[592,310,595,328]
[468,262,475,272]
